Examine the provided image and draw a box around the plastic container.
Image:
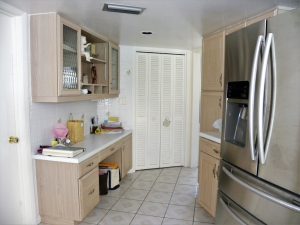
[99,172,108,195]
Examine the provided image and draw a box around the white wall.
[30,101,98,152]
[190,47,202,167]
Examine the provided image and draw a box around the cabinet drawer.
[79,167,99,219]
[200,138,221,159]
[99,142,121,162]
[79,154,99,177]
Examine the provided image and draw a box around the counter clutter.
[33,130,132,163]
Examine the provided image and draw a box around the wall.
[30,101,97,153]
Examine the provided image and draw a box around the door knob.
[163,118,171,127]
[9,136,19,144]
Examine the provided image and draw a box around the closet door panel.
[172,55,185,165]
[135,53,148,170]
[147,54,161,168]
[160,55,173,167]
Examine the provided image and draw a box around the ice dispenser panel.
[224,81,249,147]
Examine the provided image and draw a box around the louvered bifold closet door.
[147,54,161,168]
[172,55,185,165]
[135,53,148,170]
[160,55,173,167]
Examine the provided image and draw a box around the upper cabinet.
[30,13,120,102]
[109,42,120,95]
[202,31,225,91]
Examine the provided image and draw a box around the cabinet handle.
[212,164,216,178]
[218,97,222,108]
[219,73,223,87]
[216,165,220,178]
[87,162,94,167]
[110,147,115,152]
[213,148,219,154]
[88,188,95,195]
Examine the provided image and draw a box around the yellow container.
[67,120,84,144]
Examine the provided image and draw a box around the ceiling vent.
[103,3,145,15]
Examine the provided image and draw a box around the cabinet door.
[109,42,120,95]
[122,136,132,178]
[58,17,81,96]
[79,167,99,219]
[200,92,223,132]
[202,32,225,91]
[199,152,219,217]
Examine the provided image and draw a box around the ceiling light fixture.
[142,31,152,35]
[103,3,145,15]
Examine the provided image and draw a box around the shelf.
[81,83,108,87]
[199,131,221,144]
[63,44,77,53]
[81,55,107,64]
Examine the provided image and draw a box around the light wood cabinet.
[30,13,120,102]
[199,151,220,217]
[109,42,120,95]
[202,31,225,91]
[35,134,132,224]
[122,136,132,178]
[200,92,223,133]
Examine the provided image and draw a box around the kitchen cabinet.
[122,135,132,178]
[200,92,223,133]
[35,134,132,225]
[109,42,120,94]
[199,151,220,217]
[30,13,120,102]
[202,31,225,91]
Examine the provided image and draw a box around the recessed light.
[142,31,152,35]
[103,3,145,15]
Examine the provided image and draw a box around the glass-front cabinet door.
[58,17,81,96]
[109,42,120,94]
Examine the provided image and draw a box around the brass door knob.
[9,136,19,144]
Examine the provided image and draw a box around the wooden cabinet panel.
[199,152,220,217]
[200,92,223,132]
[200,138,221,159]
[202,31,225,91]
[79,167,100,219]
[109,42,120,95]
[79,154,99,177]
[122,136,132,178]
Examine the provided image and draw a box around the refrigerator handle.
[222,166,300,212]
[220,198,247,225]
[257,33,277,164]
[249,35,264,161]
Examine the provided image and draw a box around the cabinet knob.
[219,73,223,87]
[87,162,94,167]
[88,188,95,195]
[213,148,219,154]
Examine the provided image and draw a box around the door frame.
[132,47,193,170]
[0,2,38,224]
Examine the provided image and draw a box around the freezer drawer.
[216,192,265,225]
[219,161,300,224]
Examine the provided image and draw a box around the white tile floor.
[80,167,215,225]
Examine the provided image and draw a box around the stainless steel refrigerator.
[216,8,300,224]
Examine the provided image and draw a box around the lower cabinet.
[35,134,132,225]
[122,136,132,178]
[198,138,220,217]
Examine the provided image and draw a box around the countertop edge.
[32,130,132,163]
[199,132,221,144]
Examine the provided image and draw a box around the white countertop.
[199,131,221,144]
[32,130,132,163]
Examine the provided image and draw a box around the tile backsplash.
[30,101,97,153]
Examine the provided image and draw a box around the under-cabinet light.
[103,3,145,15]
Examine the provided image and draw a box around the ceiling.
[3,0,300,49]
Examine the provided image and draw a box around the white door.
[135,52,186,169]
[0,12,23,224]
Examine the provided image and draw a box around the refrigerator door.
[257,8,300,195]
[222,21,266,175]
[216,192,265,225]
[219,161,300,224]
